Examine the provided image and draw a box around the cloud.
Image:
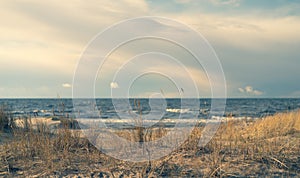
[210,0,240,6]
[172,13,300,51]
[1,1,300,98]
[0,0,149,76]
[174,0,240,6]
[110,82,119,89]
[238,86,263,95]
[174,0,192,4]
[62,83,72,88]
[245,86,253,93]
[253,90,263,95]
[238,87,244,93]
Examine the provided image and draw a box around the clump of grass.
[247,110,300,138]
[127,99,167,143]
[0,105,14,132]
[59,118,81,129]
[192,110,300,176]
[0,117,98,176]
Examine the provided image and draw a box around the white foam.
[166,108,190,113]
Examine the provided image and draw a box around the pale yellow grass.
[0,110,299,177]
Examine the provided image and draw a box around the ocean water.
[1,98,300,120]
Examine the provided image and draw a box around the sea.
[1,98,300,128]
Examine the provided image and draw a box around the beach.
[0,108,299,177]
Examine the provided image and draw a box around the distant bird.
[160,88,165,96]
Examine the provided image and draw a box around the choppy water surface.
[1,98,299,120]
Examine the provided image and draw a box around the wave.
[166,108,191,113]
[77,115,256,125]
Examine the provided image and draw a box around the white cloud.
[245,86,253,93]
[253,90,263,95]
[238,86,263,96]
[110,82,119,89]
[238,87,244,93]
[62,83,72,88]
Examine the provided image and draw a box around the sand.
[14,117,61,129]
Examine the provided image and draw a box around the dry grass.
[0,105,14,133]
[0,110,299,177]
[186,110,300,177]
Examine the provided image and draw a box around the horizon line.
[0,97,299,99]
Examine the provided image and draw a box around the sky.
[0,0,300,98]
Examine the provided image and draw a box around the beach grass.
[0,109,299,177]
